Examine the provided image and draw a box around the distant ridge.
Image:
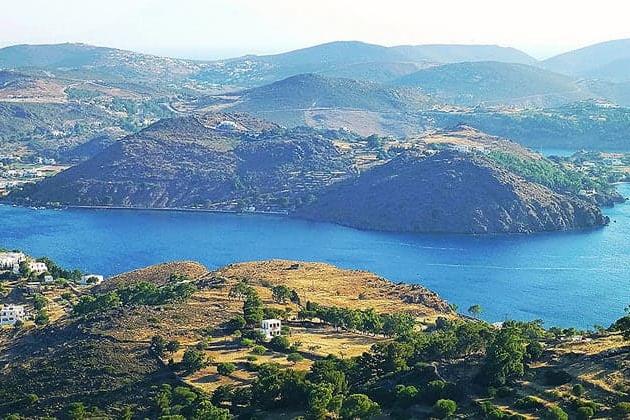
[543,38,630,82]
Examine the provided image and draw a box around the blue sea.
[1,183,629,329]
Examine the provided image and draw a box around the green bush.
[269,335,291,352]
[543,405,568,420]
[433,399,457,419]
[576,406,594,420]
[251,345,267,355]
[216,362,236,376]
[287,352,304,363]
[615,402,630,416]
[572,383,585,396]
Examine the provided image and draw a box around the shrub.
[394,384,418,408]
[217,362,236,376]
[572,383,585,396]
[544,405,568,420]
[576,406,594,420]
[340,394,380,419]
[544,369,572,386]
[251,345,267,355]
[287,352,304,363]
[240,338,255,347]
[615,402,630,416]
[433,399,457,419]
[269,335,291,352]
[225,315,246,332]
[181,348,208,374]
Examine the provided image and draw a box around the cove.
[1,183,629,329]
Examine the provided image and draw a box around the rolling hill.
[0,43,206,95]
[195,41,537,86]
[393,61,590,107]
[295,149,607,234]
[543,38,630,82]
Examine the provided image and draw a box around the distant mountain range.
[194,41,537,86]
[2,39,630,155]
[393,61,590,107]
[543,39,630,82]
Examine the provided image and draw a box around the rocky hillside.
[295,150,608,234]
[394,61,589,107]
[8,113,357,211]
[0,259,452,418]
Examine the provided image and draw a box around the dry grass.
[216,260,452,318]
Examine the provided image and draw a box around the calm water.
[2,183,629,328]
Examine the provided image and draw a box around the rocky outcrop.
[294,150,609,234]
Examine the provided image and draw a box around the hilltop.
[0,258,627,419]
[295,149,607,234]
[0,259,452,418]
[543,38,630,82]
[8,113,358,210]
[195,73,434,127]
[394,61,589,107]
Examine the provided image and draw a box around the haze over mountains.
[2,38,630,158]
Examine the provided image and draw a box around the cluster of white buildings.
[0,304,26,325]
[0,252,49,275]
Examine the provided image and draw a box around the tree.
[468,304,483,318]
[394,384,418,408]
[433,399,457,419]
[307,383,334,419]
[211,384,235,407]
[32,294,47,310]
[67,402,87,420]
[271,285,292,303]
[34,310,49,326]
[243,292,264,326]
[217,362,236,376]
[191,400,231,420]
[150,335,168,357]
[225,315,246,332]
[229,281,253,300]
[482,325,526,385]
[269,335,291,352]
[340,394,380,419]
[181,348,208,374]
[18,261,31,278]
[576,406,594,420]
[287,352,304,364]
[544,405,568,420]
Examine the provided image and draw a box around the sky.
[1,0,630,60]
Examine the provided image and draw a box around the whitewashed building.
[43,275,54,283]
[0,252,26,271]
[27,261,48,275]
[261,319,282,340]
[79,274,104,285]
[0,304,26,325]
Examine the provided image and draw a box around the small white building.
[0,252,26,271]
[0,304,26,325]
[43,275,54,283]
[79,274,104,286]
[261,319,282,340]
[27,261,48,275]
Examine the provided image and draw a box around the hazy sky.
[2,0,630,60]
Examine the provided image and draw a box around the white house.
[79,274,104,286]
[43,275,54,283]
[0,252,25,271]
[260,319,282,340]
[27,261,48,275]
[0,304,26,325]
